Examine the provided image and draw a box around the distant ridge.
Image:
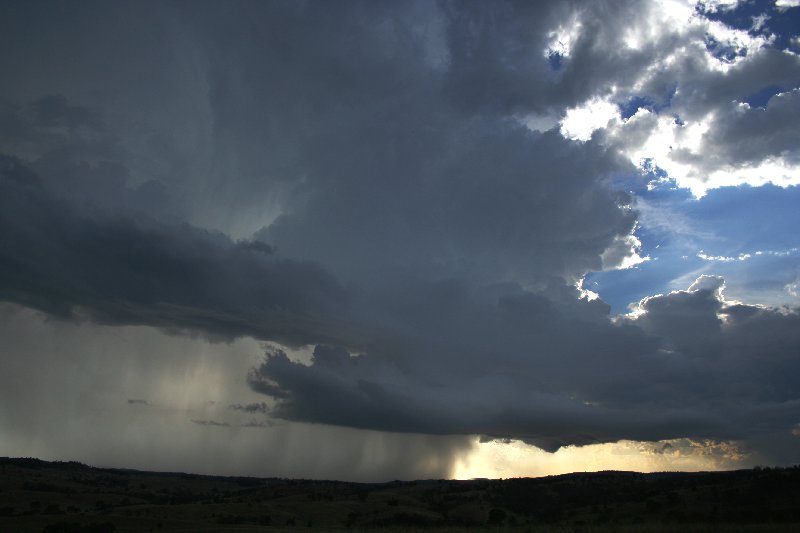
[0,455,759,482]
[1,457,799,531]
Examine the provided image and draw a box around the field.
[1,458,798,532]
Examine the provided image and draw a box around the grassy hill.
[1,457,799,532]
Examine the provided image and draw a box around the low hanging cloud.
[127,399,149,406]
[229,402,269,414]
[0,154,354,348]
[0,0,799,470]
[191,419,231,428]
[248,276,800,452]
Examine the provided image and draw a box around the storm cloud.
[248,277,800,452]
[1,0,799,475]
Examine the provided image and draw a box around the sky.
[0,0,799,482]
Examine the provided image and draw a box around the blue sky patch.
[587,183,800,313]
[701,0,800,51]
[744,84,786,108]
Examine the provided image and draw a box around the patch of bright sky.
[586,183,800,314]
[745,84,787,107]
[551,2,799,315]
[453,436,753,479]
[704,0,800,51]
[548,0,800,318]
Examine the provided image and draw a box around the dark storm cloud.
[0,0,799,464]
[190,0,637,285]
[191,419,230,428]
[0,155,353,347]
[0,92,173,223]
[127,399,148,406]
[681,88,800,170]
[27,94,101,130]
[229,402,269,414]
[240,420,272,428]
[249,278,800,453]
[0,305,469,482]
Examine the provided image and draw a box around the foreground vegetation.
[1,457,798,532]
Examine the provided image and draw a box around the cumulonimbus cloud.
[0,0,798,464]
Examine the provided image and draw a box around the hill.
[1,457,799,531]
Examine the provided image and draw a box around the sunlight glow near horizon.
[452,437,751,480]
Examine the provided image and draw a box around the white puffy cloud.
[775,0,800,11]
[544,0,800,196]
[561,97,620,142]
[601,234,650,270]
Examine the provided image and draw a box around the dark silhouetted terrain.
[1,457,799,532]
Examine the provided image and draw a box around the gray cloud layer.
[249,278,800,453]
[1,0,799,466]
[0,154,353,347]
